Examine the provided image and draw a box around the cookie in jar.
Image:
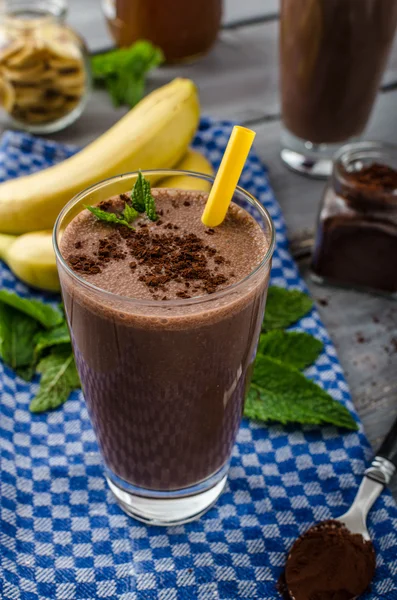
[0,0,90,133]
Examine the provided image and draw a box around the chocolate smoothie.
[59,188,271,492]
[281,0,397,144]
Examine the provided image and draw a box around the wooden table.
[59,0,397,498]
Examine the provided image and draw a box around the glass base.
[280,128,358,179]
[106,468,228,526]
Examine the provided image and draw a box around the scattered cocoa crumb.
[157,209,163,216]
[126,228,229,295]
[176,290,191,299]
[214,255,225,265]
[74,241,82,249]
[97,199,113,211]
[205,229,215,235]
[230,272,235,278]
[162,296,168,301]
[97,237,126,263]
[183,201,190,207]
[129,262,137,270]
[171,200,178,209]
[68,254,101,275]
[317,298,328,307]
[120,193,130,202]
[156,220,163,226]
[173,225,179,230]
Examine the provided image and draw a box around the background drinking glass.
[279,0,397,178]
[54,170,275,526]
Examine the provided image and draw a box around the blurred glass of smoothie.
[280,0,397,178]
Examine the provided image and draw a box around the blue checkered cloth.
[1,118,396,600]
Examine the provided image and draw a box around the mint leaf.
[145,184,158,222]
[16,365,35,382]
[91,41,164,108]
[258,331,323,370]
[85,205,134,229]
[0,290,63,329]
[34,322,71,359]
[245,355,357,430]
[131,171,148,213]
[30,346,81,413]
[263,286,313,331]
[0,303,39,369]
[123,202,138,223]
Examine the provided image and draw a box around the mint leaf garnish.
[131,170,148,213]
[30,346,80,413]
[263,286,313,331]
[85,205,134,229]
[245,355,357,430]
[131,171,157,221]
[0,290,63,329]
[258,331,323,370]
[91,41,164,108]
[123,202,138,223]
[34,322,71,359]
[0,302,39,369]
[145,189,157,222]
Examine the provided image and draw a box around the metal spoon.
[337,416,397,540]
[282,416,397,600]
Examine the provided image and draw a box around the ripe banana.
[0,231,59,291]
[160,149,214,191]
[0,77,200,234]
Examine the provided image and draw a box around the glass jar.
[0,0,90,133]
[311,142,397,297]
[102,0,222,63]
[280,0,397,178]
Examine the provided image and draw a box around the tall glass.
[280,0,397,178]
[53,171,275,526]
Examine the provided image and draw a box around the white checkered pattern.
[0,121,396,599]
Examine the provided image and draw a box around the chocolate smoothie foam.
[59,189,271,491]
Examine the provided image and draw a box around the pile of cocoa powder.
[278,520,376,600]
[346,162,397,191]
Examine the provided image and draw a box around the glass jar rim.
[2,0,67,22]
[53,169,276,308]
[333,140,397,176]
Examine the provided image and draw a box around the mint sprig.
[258,330,323,371]
[245,355,357,430]
[91,41,164,108]
[263,286,313,331]
[85,205,135,229]
[244,287,357,431]
[86,172,157,228]
[131,171,158,221]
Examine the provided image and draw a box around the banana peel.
[159,149,214,191]
[0,231,59,291]
[0,77,200,234]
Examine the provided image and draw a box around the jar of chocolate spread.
[311,141,397,296]
[102,0,222,63]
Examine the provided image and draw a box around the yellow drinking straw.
[201,125,256,228]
